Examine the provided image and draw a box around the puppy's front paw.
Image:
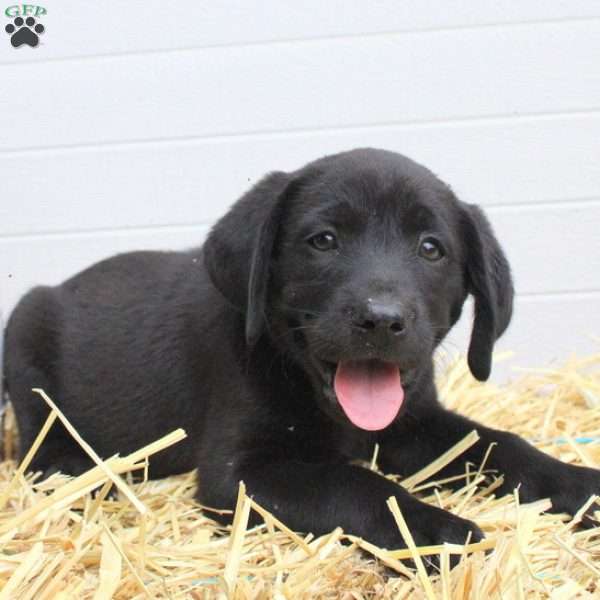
[391,503,483,570]
[545,464,600,526]
[412,506,484,547]
[500,457,600,526]
[371,499,484,553]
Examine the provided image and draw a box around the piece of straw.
[221,482,252,596]
[0,408,58,511]
[386,496,436,600]
[33,389,147,514]
[401,430,480,491]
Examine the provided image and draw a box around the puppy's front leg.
[200,461,482,550]
[380,406,600,520]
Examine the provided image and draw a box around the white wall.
[1,1,599,381]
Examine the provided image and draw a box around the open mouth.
[316,359,405,431]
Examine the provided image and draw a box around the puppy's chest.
[270,413,338,462]
[267,412,371,464]
[257,361,369,462]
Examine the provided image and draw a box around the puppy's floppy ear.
[203,171,292,346]
[460,203,514,381]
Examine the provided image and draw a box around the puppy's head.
[205,149,513,430]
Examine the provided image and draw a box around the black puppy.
[4,148,600,551]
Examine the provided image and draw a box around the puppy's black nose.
[352,302,407,335]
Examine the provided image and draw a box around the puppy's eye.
[418,237,444,261]
[308,231,338,251]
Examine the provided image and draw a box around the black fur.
[5,148,600,554]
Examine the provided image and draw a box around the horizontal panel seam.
[1,108,600,157]
[2,196,600,240]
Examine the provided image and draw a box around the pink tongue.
[334,361,404,431]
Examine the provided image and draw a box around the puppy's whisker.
[278,305,329,319]
[266,326,320,348]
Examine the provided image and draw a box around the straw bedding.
[0,351,599,599]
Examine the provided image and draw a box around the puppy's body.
[6,149,600,550]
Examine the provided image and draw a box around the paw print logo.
[5,16,45,48]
